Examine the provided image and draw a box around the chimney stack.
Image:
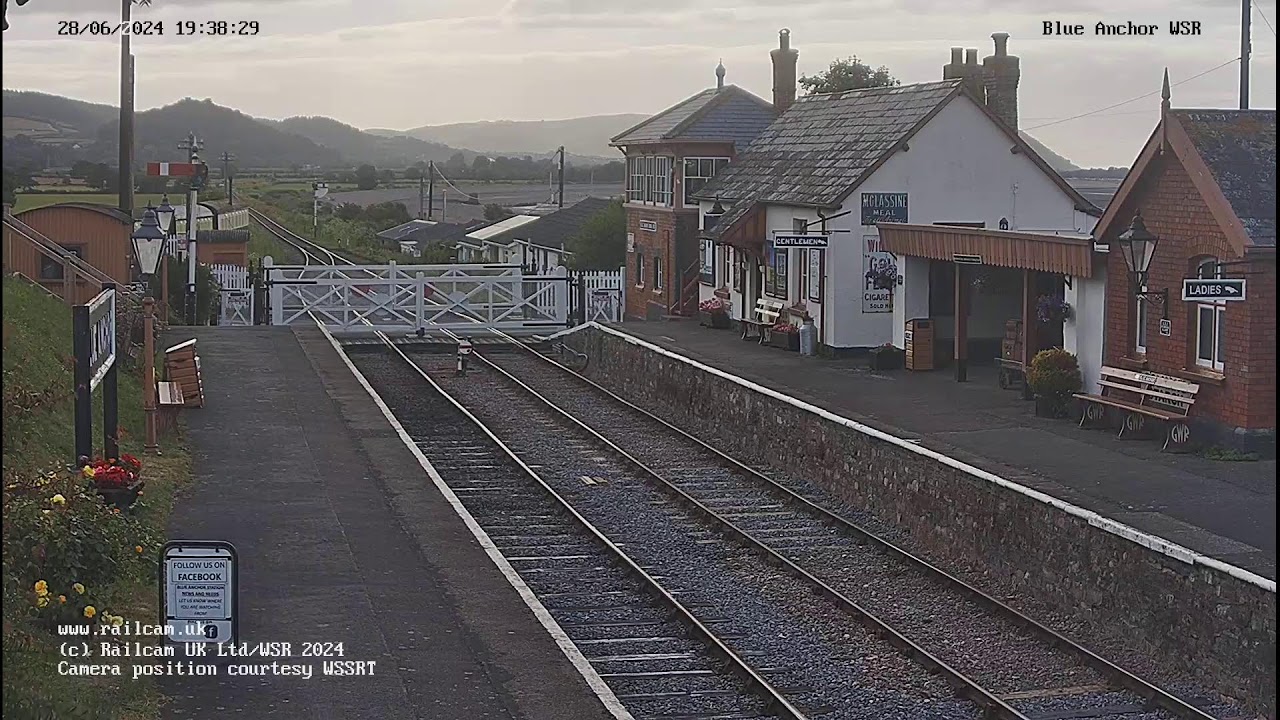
[963,48,985,103]
[715,59,726,91]
[770,28,799,113]
[943,47,964,81]
[982,32,1020,128]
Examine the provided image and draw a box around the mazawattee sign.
[861,193,908,226]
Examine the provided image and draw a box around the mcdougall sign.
[861,193,908,225]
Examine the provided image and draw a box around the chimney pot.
[950,47,963,64]
[965,48,978,65]
[992,31,1010,56]
[770,28,799,113]
[779,28,791,51]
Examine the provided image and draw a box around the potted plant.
[868,342,902,371]
[1036,295,1072,324]
[768,322,800,351]
[83,455,144,511]
[1026,348,1082,418]
[865,265,897,291]
[698,297,732,329]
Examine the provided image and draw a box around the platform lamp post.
[1116,213,1169,320]
[132,207,167,455]
[155,194,175,322]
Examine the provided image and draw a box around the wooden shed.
[3,203,135,304]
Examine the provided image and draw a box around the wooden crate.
[164,339,204,408]
[905,319,934,371]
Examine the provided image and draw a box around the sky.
[2,0,1276,167]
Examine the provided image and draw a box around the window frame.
[764,241,788,299]
[1193,257,1225,371]
[626,154,674,207]
[699,239,714,285]
[635,252,646,288]
[39,245,85,281]
[682,156,731,207]
[653,254,664,292]
[1134,284,1148,355]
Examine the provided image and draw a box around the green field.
[12,193,173,213]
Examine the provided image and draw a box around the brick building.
[610,31,787,320]
[1091,81,1276,452]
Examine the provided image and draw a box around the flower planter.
[1034,395,1066,419]
[700,310,731,329]
[770,332,800,351]
[94,480,144,511]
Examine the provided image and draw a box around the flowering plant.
[83,456,141,490]
[699,298,730,314]
[865,265,897,291]
[771,322,799,334]
[1036,295,1072,323]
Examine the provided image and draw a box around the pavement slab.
[619,319,1277,580]
[162,326,614,720]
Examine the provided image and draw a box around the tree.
[336,203,364,221]
[354,164,379,190]
[445,152,468,174]
[483,204,511,222]
[2,169,18,206]
[565,199,625,271]
[798,56,899,95]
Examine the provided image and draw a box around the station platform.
[617,319,1277,580]
[163,326,616,720]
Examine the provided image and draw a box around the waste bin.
[905,318,934,371]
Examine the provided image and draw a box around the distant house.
[456,215,540,263]
[1090,93,1276,451]
[473,197,615,271]
[610,31,785,319]
[375,219,481,258]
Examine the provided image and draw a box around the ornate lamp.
[131,206,165,455]
[1115,212,1168,318]
[132,206,166,277]
[155,194,176,238]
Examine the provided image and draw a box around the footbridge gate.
[264,259,571,336]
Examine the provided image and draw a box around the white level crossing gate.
[211,264,255,327]
[264,259,570,334]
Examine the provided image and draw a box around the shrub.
[1026,348,1082,400]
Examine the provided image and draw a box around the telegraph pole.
[177,133,204,325]
[117,0,135,216]
[219,151,237,205]
[557,145,566,208]
[427,161,435,220]
[418,170,426,220]
[312,182,328,244]
[1240,0,1252,109]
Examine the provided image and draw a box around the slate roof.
[375,219,476,246]
[702,199,758,242]
[1173,109,1276,247]
[480,197,615,249]
[696,81,963,208]
[610,85,777,151]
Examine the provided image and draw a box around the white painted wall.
[1064,253,1108,393]
[893,256,931,347]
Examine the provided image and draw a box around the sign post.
[72,286,118,462]
[160,540,238,648]
[1181,277,1246,302]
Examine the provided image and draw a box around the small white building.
[696,38,1106,383]
[456,215,540,263]
[454,198,616,271]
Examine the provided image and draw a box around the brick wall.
[1102,155,1277,447]
[565,325,1277,715]
[625,206,698,320]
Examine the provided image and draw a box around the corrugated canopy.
[877,223,1096,277]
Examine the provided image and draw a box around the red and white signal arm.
[147,162,202,177]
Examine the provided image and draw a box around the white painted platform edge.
[316,322,635,719]
[581,322,1276,594]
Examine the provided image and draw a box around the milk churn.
[799,315,817,356]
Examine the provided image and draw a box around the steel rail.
[380,335,810,720]
[467,349,1029,720]
[473,343,1220,720]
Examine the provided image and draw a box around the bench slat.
[1073,393,1181,421]
[1096,380,1196,407]
[1098,366,1200,394]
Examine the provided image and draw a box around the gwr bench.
[740,298,785,344]
[1074,366,1200,452]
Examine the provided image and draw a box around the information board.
[162,541,238,644]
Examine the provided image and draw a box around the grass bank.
[12,193,171,213]
[2,277,190,720]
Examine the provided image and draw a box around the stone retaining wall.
[564,325,1276,715]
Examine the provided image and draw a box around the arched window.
[1193,257,1225,371]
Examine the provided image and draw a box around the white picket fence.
[209,263,250,290]
[580,268,624,323]
[210,263,254,326]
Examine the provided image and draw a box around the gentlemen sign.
[162,541,238,645]
[1182,278,1246,301]
[861,193,908,225]
[772,233,830,248]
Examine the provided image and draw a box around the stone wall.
[564,325,1277,715]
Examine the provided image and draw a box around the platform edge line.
[572,322,1276,593]
[317,323,636,720]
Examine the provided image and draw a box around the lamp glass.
[132,207,167,276]
[1117,214,1157,277]
[155,195,175,237]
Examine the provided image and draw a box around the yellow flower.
[34,580,49,596]
[135,545,144,554]
[82,466,96,479]
[72,583,85,595]
[36,596,49,608]
[111,615,124,627]
[50,494,66,506]
[83,606,96,619]
[58,595,67,604]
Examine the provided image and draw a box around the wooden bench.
[996,358,1025,390]
[156,381,185,435]
[740,298,786,344]
[1073,366,1200,452]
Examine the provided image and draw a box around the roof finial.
[715,58,726,90]
[1160,68,1171,150]
[1161,67,1171,108]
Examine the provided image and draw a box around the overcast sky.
[2,0,1276,167]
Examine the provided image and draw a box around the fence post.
[72,303,92,462]
[266,256,283,326]
[415,272,425,334]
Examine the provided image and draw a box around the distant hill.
[265,116,471,167]
[1019,132,1079,172]
[375,114,647,161]
[2,90,116,144]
